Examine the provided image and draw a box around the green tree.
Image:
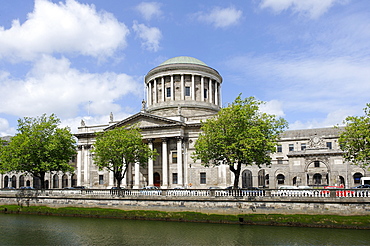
[93,126,157,189]
[0,114,76,189]
[338,103,370,168]
[192,95,288,188]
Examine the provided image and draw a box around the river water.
[0,214,368,245]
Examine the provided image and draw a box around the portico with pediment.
[75,56,229,189]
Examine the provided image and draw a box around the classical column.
[153,79,157,104]
[161,77,165,102]
[83,145,89,186]
[209,78,213,103]
[201,76,204,101]
[170,75,174,101]
[148,81,152,106]
[191,75,195,100]
[181,74,184,100]
[176,137,183,186]
[109,170,115,187]
[148,139,154,186]
[215,82,219,106]
[161,138,168,188]
[77,146,82,186]
[134,161,140,188]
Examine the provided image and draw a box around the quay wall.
[1,192,369,216]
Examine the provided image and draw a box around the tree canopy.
[192,95,288,188]
[0,114,76,189]
[92,126,157,189]
[338,103,370,169]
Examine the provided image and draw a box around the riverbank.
[1,205,369,229]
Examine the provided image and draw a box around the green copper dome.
[159,56,207,66]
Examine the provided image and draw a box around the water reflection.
[0,214,368,245]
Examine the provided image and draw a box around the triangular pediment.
[105,112,183,130]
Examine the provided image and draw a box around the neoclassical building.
[1,56,368,189]
[74,56,368,189]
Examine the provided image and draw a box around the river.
[0,214,368,245]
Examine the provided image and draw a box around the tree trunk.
[229,161,242,188]
[39,172,46,190]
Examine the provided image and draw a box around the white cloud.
[196,6,242,28]
[132,21,162,52]
[259,0,349,19]
[0,0,129,62]
[0,55,142,119]
[259,100,285,117]
[0,118,16,137]
[136,2,162,21]
[227,54,370,128]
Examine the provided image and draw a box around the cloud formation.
[259,0,348,19]
[0,55,142,119]
[0,0,129,62]
[132,21,162,52]
[196,6,242,28]
[136,2,162,21]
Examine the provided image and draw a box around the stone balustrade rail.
[1,188,369,199]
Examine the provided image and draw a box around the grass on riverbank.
[1,205,369,229]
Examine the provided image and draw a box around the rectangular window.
[166,87,171,97]
[314,161,320,167]
[204,89,208,99]
[172,152,177,163]
[277,145,282,152]
[200,172,206,184]
[277,159,283,164]
[99,175,104,185]
[326,142,332,149]
[301,143,306,151]
[172,173,178,184]
[289,144,294,151]
[185,86,191,96]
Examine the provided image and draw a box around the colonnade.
[76,136,186,189]
[146,74,221,107]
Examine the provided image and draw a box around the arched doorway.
[293,177,297,186]
[313,173,322,185]
[154,172,160,187]
[26,180,31,187]
[62,174,68,188]
[242,170,252,188]
[265,174,269,187]
[353,173,363,185]
[339,176,345,186]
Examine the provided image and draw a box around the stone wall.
[1,195,369,216]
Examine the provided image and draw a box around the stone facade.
[73,56,368,190]
[1,56,368,189]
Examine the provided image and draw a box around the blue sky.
[0,0,369,136]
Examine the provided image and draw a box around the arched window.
[258,169,265,187]
[53,174,59,188]
[242,170,253,188]
[71,174,77,187]
[277,174,285,185]
[4,176,9,188]
[19,175,25,187]
[313,173,322,185]
[339,176,345,186]
[293,177,297,186]
[62,174,68,188]
[265,174,269,186]
[11,175,17,188]
[353,173,363,184]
